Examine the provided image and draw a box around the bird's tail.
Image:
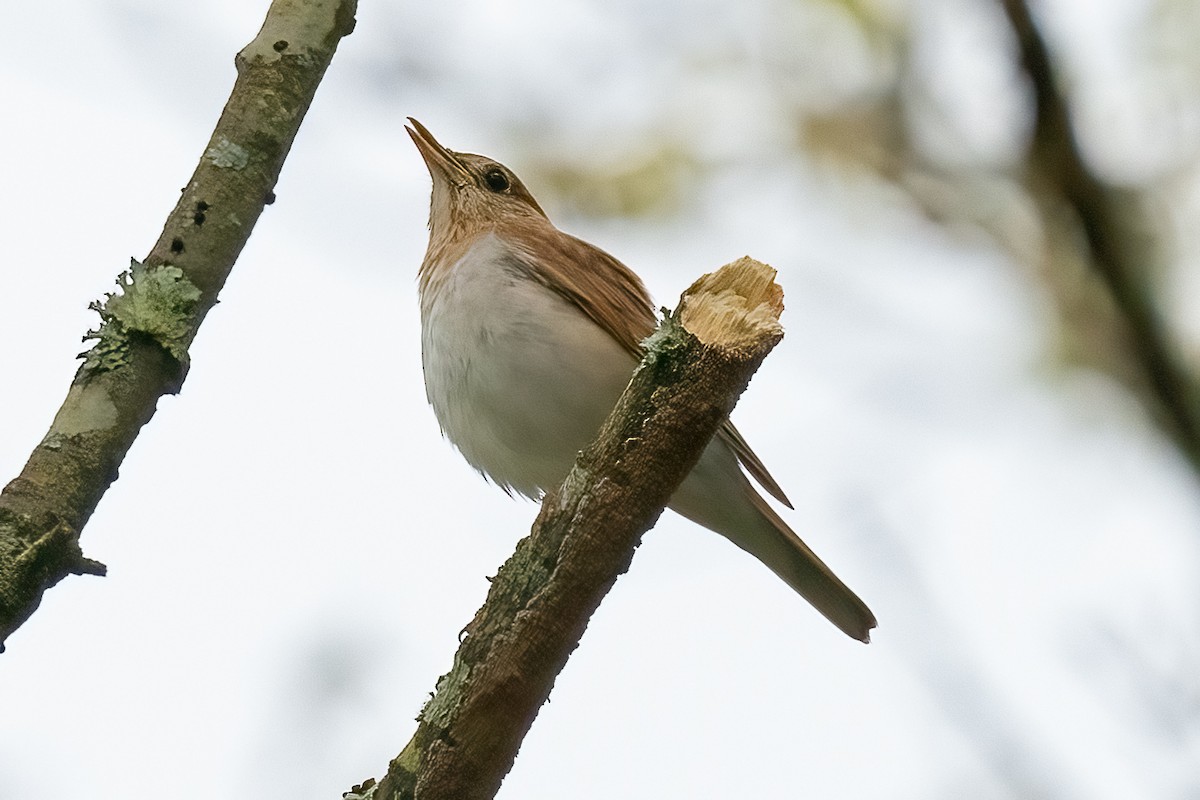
[736,490,876,642]
[670,444,877,642]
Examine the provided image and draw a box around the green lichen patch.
[80,258,202,375]
[206,137,250,170]
[639,309,688,364]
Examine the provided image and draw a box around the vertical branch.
[1001,0,1200,472]
[0,0,358,648]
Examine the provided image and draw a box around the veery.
[407,118,876,642]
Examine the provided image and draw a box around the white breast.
[420,232,638,497]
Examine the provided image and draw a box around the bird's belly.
[421,235,638,497]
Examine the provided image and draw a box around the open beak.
[406,118,469,187]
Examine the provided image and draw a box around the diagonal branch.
[1001,0,1200,472]
[0,0,358,649]
[366,257,785,800]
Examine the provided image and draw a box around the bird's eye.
[483,168,510,193]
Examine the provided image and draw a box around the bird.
[406,118,876,642]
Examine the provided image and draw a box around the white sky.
[1,1,1198,798]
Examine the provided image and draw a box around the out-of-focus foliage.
[527,142,699,219]
[789,0,1200,471]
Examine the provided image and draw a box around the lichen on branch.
[79,258,202,375]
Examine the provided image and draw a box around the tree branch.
[1000,0,1200,473]
[365,257,785,800]
[0,0,358,649]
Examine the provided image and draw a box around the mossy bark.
[0,0,358,649]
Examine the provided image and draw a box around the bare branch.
[0,0,358,649]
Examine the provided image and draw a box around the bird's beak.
[406,118,469,188]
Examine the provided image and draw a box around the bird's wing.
[516,226,792,507]
[714,423,793,508]
[515,229,657,357]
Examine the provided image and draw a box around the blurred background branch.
[788,0,1200,477]
[1001,0,1200,474]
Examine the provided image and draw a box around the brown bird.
[407,118,876,642]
